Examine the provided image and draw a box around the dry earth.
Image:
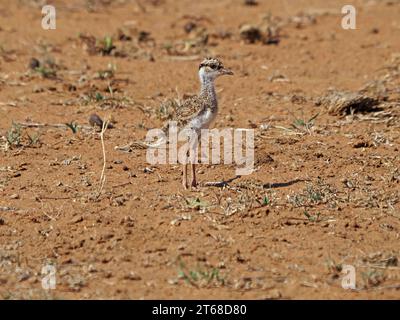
[0,0,400,299]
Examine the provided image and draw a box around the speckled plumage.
[116,57,233,151]
[198,57,225,71]
[162,57,231,137]
[162,94,215,134]
[118,57,234,189]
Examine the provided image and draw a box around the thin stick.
[15,122,92,131]
[0,206,18,212]
[166,55,200,61]
[111,182,132,189]
[37,195,75,200]
[16,122,66,128]
[96,119,110,198]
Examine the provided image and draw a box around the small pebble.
[89,113,104,128]
[124,272,142,281]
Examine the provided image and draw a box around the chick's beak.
[220,68,234,76]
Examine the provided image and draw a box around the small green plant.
[303,210,320,222]
[65,121,79,134]
[97,66,116,80]
[326,258,343,274]
[99,36,115,55]
[95,92,104,102]
[305,185,323,203]
[6,123,22,147]
[288,179,337,208]
[290,112,319,133]
[178,260,225,287]
[34,66,57,79]
[26,132,41,146]
[185,197,209,210]
[4,123,41,149]
[162,42,173,50]
[262,195,270,206]
[80,91,105,105]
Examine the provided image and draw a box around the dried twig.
[96,119,110,198]
[15,122,92,131]
[0,206,18,212]
[166,55,201,61]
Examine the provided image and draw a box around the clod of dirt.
[244,0,258,5]
[239,25,262,44]
[32,85,44,93]
[28,57,58,79]
[290,13,317,29]
[120,216,135,227]
[28,58,40,70]
[100,36,116,55]
[212,29,232,40]
[255,153,274,167]
[70,216,84,224]
[79,34,98,55]
[268,72,289,82]
[123,272,142,281]
[138,31,153,43]
[262,26,281,45]
[111,196,128,207]
[262,289,282,300]
[315,91,381,116]
[240,24,280,45]
[353,141,373,148]
[0,217,5,225]
[63,83,77,92]
[79,34,116,56]
[184,21,197,33]
[291,94,307,104]
[116,28,132,41]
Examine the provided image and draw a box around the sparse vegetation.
[288,179,338,209]
[34,65,57,79]
[290,112,319,134]
[177,260,226,287]
[6,122,22,147]
[361,269,386,288]
[99,36,116,56]
[4,122,42,149]
[185,197,209,210]
[1,0,400,300]
[65,121,79,134]
[96,63,116,80]
[303,210,320,222]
